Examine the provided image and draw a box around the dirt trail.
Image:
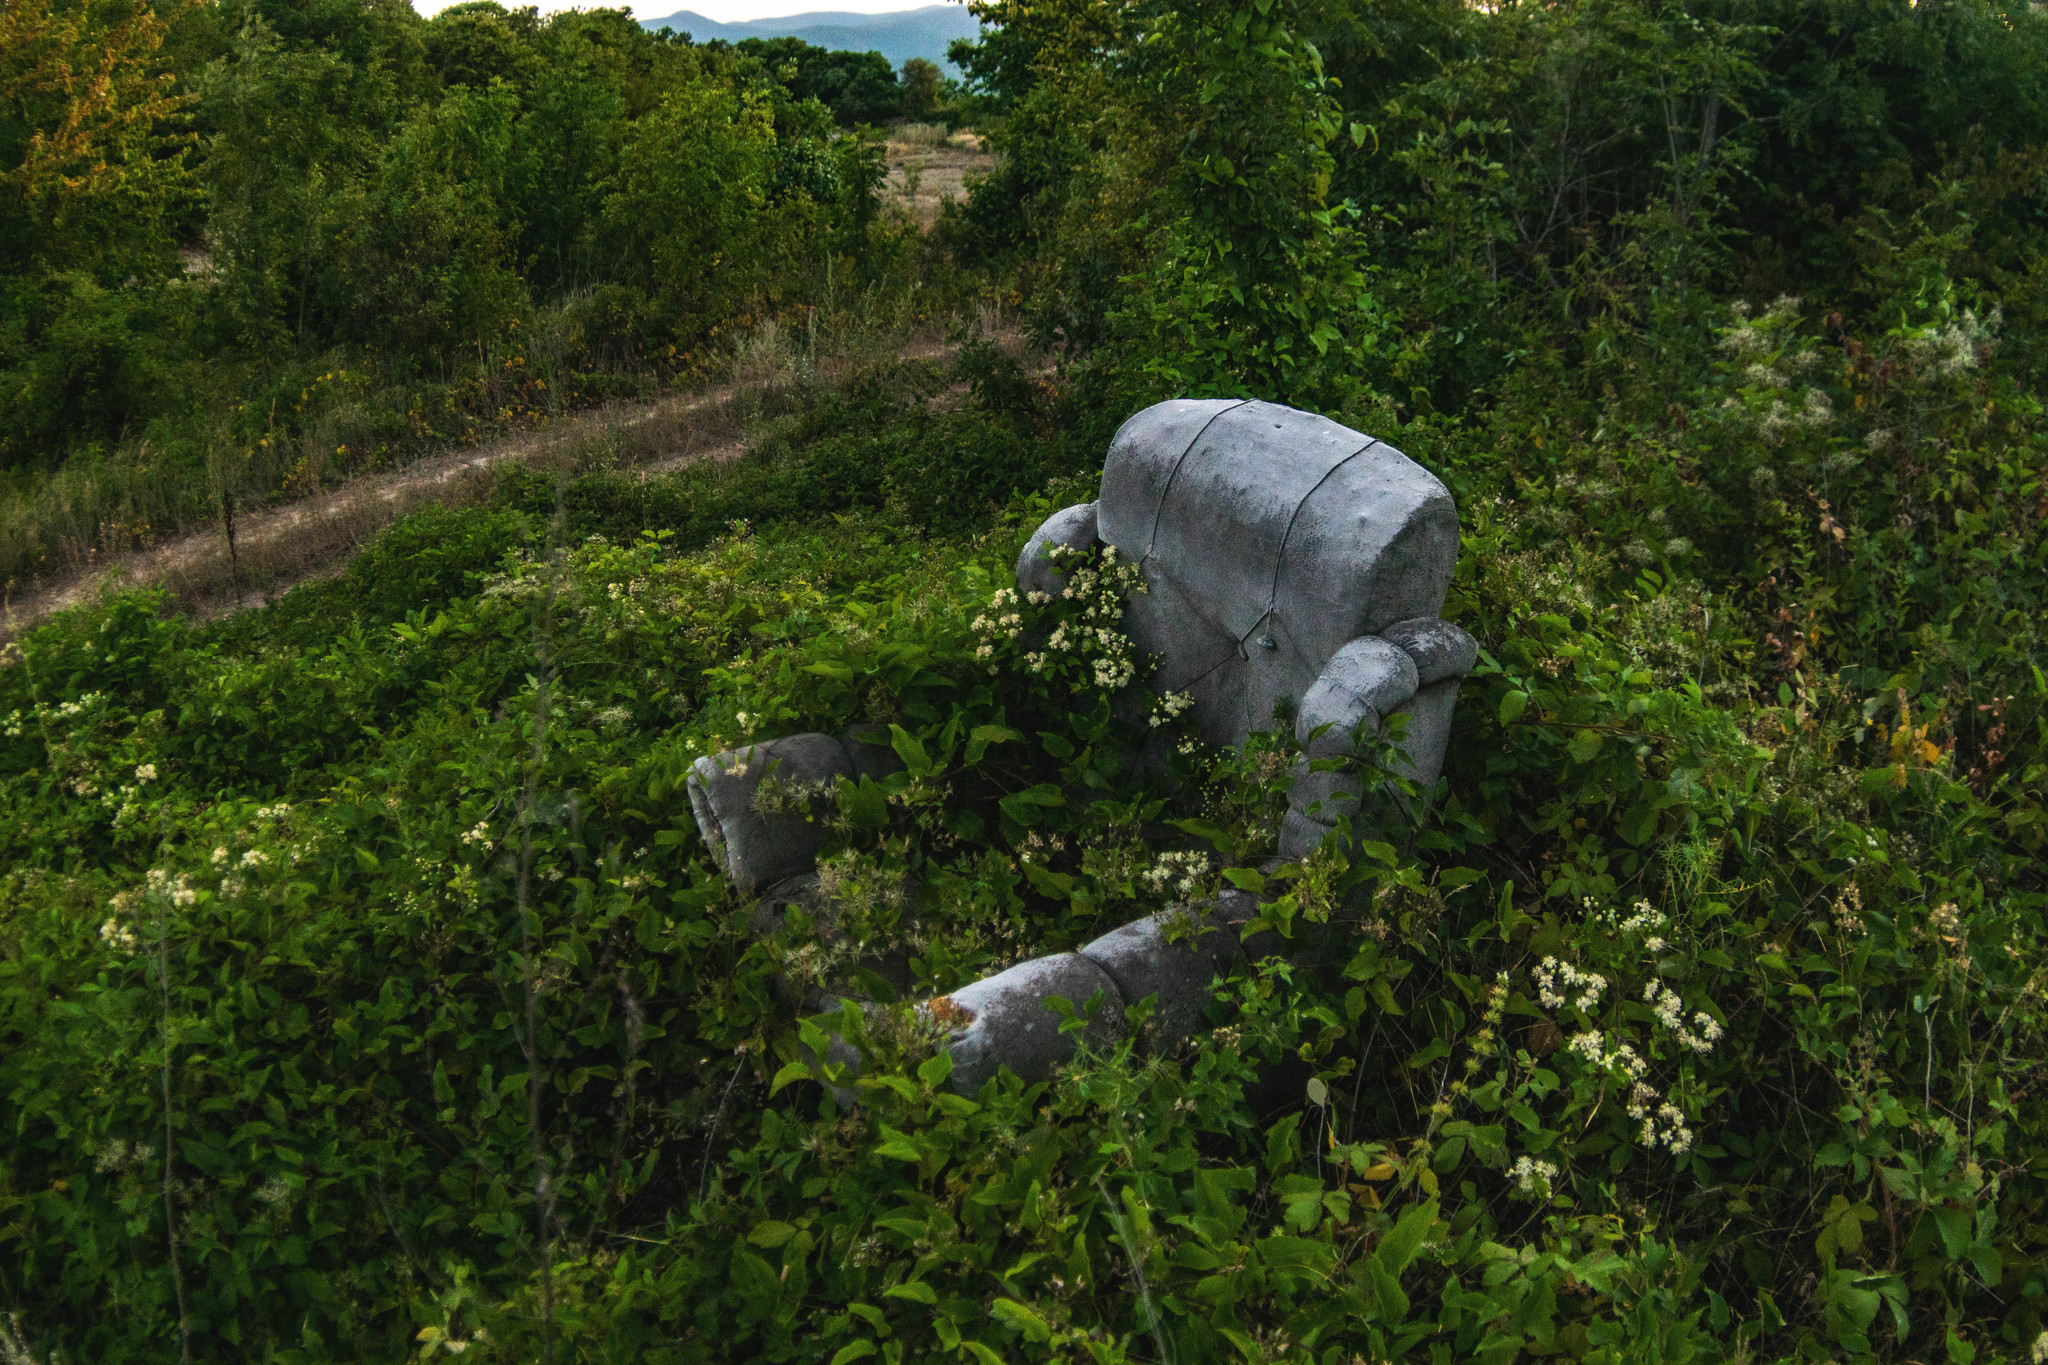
[0,332,975,639]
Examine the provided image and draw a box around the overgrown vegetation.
[0,0,945,589]
[5,0,2048,1361]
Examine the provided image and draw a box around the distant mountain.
[639,7,983,74]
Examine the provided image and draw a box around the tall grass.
[0,283,1013,632]
[0,264,984,610]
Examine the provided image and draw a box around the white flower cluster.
[1534,956,1609,1013]
[1904,309,1994,379]
[1831,883,1866,936]
[1628,1083,1694,1154]
[1643,980,1723,1054]
[98,917,139,952]
[3,693,109,736]
[4,699,104,740]
[239,849,269,869]
[1148,690,1194,729]
[1017,829,1066,866]
[1017,545,1146,691]
[460,821,491,847]
[95,1138,155,1174]
[1589,896,1671,952]
[133,763,157,783]
[1139,850,1210,898]
[2032,1329,2048,1365]
[1566,1028,1647,1081]
[257,802,292,820]
[145,868,198,907]
[972,587,1025,665]
[1510,1155,1558,1196]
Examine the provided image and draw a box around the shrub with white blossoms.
[1138,850,1211,900]
[1148,689,1193,729]
[144,868,197,907]
[975,543,1148,694]
[1532,956,1608,1013]
[1522,899,1728,1160]
[971,587,1025,667]
[1643,979,1724,1055]
[1510,1155,1558,1198]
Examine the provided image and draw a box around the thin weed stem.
[1093,1175,1175,1365]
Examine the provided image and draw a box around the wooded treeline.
[0,0,929,486]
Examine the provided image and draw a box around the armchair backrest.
[1097,399,1459,749]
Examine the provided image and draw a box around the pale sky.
[411,0,945,19]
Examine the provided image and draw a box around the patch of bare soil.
[885,127,996,230]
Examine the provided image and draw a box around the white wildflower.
[1534,957,1608,1013]
[1510,1155,1559,1196]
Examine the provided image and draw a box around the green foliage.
[0,0,918,587]
[736,38,900,127]
[9,0,2048,1360]
[898,56,943,122]
[1105,0,1386,409]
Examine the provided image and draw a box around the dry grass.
[884,126,998,231]
[0,313,1017,638]
[889,121,952,149]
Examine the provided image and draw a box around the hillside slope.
[638,6,981,71]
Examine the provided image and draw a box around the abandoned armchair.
[685,399,1476,1095]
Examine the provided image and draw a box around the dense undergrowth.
[7,0,2048,1361]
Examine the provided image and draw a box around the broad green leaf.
[1222,866,1266,893]
[1374,1198,1438,1275]
[888,724,932,775]
[989,1297,1051,1343]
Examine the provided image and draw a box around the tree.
[738,37,898,126]
[899,55,941,120]
[0,0,193,277]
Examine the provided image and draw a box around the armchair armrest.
[1015,502,1100,598]
[686,726,903,896]
[1280,619,1477,857]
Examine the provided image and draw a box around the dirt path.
[0,331,980,638]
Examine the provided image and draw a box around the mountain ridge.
[637,6,981,73]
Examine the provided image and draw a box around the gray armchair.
[1017,398,1474,853]
[685,399,1474,1095]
